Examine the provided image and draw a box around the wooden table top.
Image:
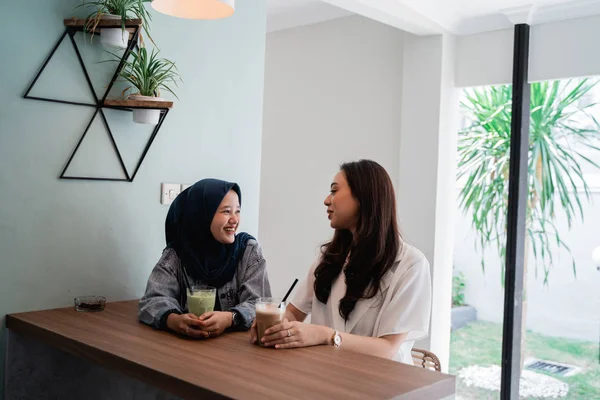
[6,301,455,400]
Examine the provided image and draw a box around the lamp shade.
[152,0,234,20]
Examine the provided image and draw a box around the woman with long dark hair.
[251,160,431,364]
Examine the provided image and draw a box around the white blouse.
[290,242,432,364]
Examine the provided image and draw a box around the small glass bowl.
[74,296,106,312]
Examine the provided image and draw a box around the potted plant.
[111,47,180,124]
[77,0,153,49]
[450,271,476,331]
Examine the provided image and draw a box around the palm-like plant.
[77,0,153,43]
[458,78,600,284]
[110,47,181,99]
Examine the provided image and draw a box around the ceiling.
[266,0,600,35]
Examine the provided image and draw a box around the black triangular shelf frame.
[23,18,172,182]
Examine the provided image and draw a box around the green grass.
[449,321,600,400]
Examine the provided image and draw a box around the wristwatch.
[231,310,240,328]
[331,329,342,348]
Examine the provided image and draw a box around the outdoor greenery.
[450,321,600,399]
[452,271,466,307]
[458,79,600,283]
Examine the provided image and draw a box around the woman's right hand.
[249,319,258,344]
[167,313,209,339]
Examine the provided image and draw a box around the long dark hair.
[314,159,401,321]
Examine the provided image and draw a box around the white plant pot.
[129,95,167,125]
[100,14,128,49]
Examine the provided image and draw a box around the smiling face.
[324,171,359,233]
[209,190,241,244]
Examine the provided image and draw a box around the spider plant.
[105,47,180,124]
[110,47,181,99]
[76,0,153,44]
[115,47,181,98]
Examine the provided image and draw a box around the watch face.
[334,335,342,346]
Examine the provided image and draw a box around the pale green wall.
[0,0,266,394]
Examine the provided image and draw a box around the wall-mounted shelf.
[23,18,171,183]
[63,17,142,27]
[103,99,174,109]
[63,18,141,41]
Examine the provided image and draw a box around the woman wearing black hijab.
[139,179,271,338]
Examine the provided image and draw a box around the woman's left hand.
[261,321,331,349]
[196,311,233,337]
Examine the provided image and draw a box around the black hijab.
[165,178,254,288]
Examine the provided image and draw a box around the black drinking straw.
[279,279,299,308]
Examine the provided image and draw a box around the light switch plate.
[181,184,191,191]
[161,183,181,205]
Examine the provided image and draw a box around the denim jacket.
[139,239,271,331]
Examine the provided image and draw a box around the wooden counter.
[6,301,455,399]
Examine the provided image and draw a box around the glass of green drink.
[186,285,216,317]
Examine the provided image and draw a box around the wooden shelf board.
[104,99,174,109]
[64,18,142,28]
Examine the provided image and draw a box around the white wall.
[0,0,266,393]
[398,33,458,371]
[454,188,600,342]
[456,14,600,87]
[259,15,404,298]
[455,28,514,88]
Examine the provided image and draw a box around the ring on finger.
[287,329,292,337]
[185,326,190,333]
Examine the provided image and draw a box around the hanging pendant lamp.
[152,0,235,20]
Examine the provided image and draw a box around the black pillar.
[500,23,530,400]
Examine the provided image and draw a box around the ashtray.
[74,296,106,312]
